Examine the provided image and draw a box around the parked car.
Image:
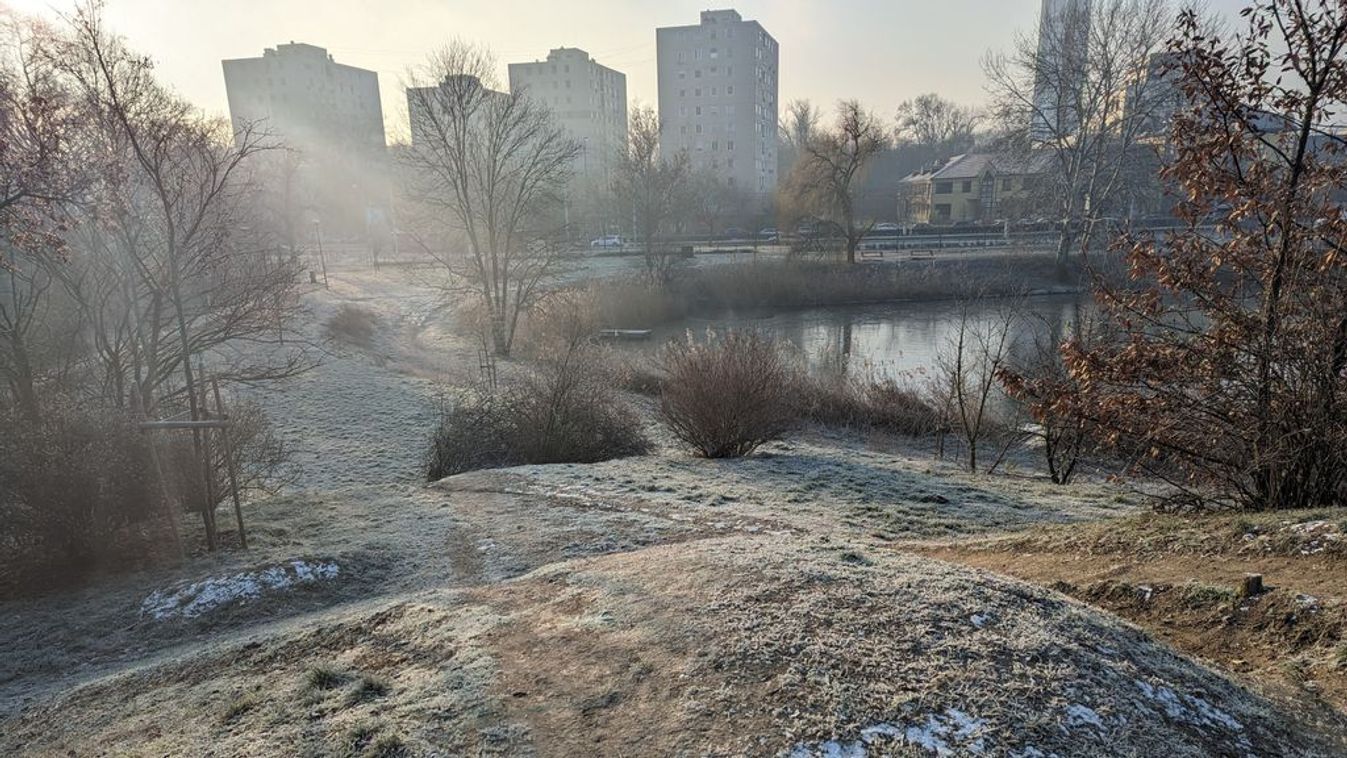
[589,235,625,249]
[758,227,779,241]
[872,222,901,233]
[722,227,747,239]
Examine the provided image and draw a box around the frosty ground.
[3,265,1345,756]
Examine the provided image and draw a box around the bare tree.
[984,0,1173,275]
[894,93,981,156]
[0,12,87,423]
[401,41,578,356]
[612,105,692,286]
[781,100,888,264]
[935,296,1023,474]
[0,11,82,272]
[999,306,1108,484]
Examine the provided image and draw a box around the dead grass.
[959,507,1347,559]
[5,536,1342,756]
[912,507,1347,717]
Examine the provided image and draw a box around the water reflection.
[634,295,1091,384]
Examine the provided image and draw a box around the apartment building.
[222,42,387,235]
[656,9,779,198]
[508,48,627,186]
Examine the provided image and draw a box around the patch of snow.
[790,709,987,757]
[1135,679,1245,736]
[858,724,901,742]
[1064,704,1103,729]
[140,560,340,620]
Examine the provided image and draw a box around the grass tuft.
[305,664,346,691]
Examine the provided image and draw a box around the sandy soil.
[3,266,1345,756]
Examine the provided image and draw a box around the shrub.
[0,400,159,592]
[795,355,942,436]
[325,304,379,347]
[425,344,649,480]
[659,331,796,458]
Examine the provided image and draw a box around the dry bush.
[659,331,796,458]
[795,353,942,436]
[0,400,161,592]
[157,398,297,536]
[325,304,380,348]
[425,344,649,480]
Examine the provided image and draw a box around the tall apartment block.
[656,9,779,198]
[222,42,387,236]
[508,48,628,187]
[1030,0,1091,140]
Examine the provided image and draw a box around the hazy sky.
[8,0,1249,138]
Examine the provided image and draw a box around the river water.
[623,294,1091,384]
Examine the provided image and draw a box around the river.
[621,294,1092,384]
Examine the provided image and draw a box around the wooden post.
[314,221,329,288]
[212,378,248,549]
[197,376,219,550]
[1240,574,1264,598]
[144,429,186,562]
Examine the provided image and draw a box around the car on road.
[589,235,625,249]
[758,227,779,241]
[722,227,748,239]
[872,222,901,234]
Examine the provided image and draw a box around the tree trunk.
[5,335,42,424]
[1055,224,1076,282]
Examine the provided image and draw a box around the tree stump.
[1239,574,1264,598]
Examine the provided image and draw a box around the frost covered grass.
[463,434,1131,539]
[7,535,1339,756]
[140,559,340,620]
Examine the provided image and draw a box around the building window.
[934,181,953,195]
[727,85,734,95]
[962,180,973,193]
[727,140,735,151]
[1002,178,1012,191]
[695,70,702,78]
[712,140,718,151]
[695,106,702,116]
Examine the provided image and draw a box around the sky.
[6,0,1250,139]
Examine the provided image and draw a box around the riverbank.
[570,250,1103,333]
[6,266,1344,755]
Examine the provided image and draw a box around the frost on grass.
[789,708,988,757]
[141,560,340,620]
[686,538,1330,757]
[477,437,1128,538]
